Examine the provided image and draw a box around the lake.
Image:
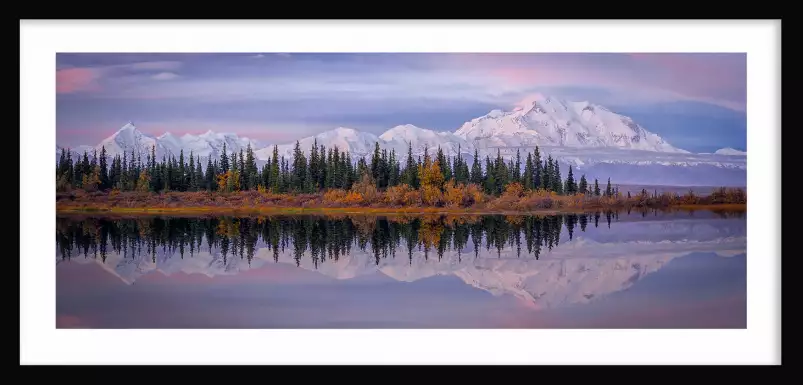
[56,210,746,328]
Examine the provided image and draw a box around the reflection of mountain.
[56,216,746,310]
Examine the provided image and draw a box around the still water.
[56,210,746,328]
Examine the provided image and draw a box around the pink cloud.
[56,68,103,94]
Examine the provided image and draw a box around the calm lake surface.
[56,210,746,328]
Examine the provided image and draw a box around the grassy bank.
[56,184,746,216]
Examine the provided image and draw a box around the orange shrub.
[502,182,525,199]
[323,189,349,205]
[443,181,466,207]
[384,184,416,206]
[465,183,485,205]
[343,191,364,205]
[421,185,444,206]
[403,190,422,206]
[351,173,378,204]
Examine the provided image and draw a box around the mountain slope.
[714,147,747,156]
[254,127,380,161]
[455,95,686,153]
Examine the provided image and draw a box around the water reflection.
[56,210,745,315]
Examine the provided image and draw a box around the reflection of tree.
[56,209,683,270]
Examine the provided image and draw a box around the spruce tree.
[205,157,215,191]
[389,149,400,187]
[238,150,245,190]
[371,142,382,184]
[533,146,542,189]
[178,150,186,191]
[552,161,563,194]
[318,145,327,189]
[541,156,552,191]
[605,178,613,197]
[565,165,576,194]
[220,142,229,173]
[270,145,280,193]
[246,144,257,190]
[593,178,601,196]
[308,139,319,190]
[403,142,418,188]
[195,156,203,191]
[99,146,109,189]
[523,153,534,190]
[189,151,196,191]
[484,156,495,195]
[470,149,482,186]
[578,174,588,195]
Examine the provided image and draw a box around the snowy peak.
[379,124,473,157]
[256,127,380,161]
[714,147,746,156]
[455,95,687,153]
[81,122,263,163]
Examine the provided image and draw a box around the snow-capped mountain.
[454,95,686,153]
[59,122,262,163]
[254,127,380,161]
[56,95,747,186]
[379,124,474,157]
[714,147,747,156]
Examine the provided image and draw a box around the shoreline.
[56,202,746,217]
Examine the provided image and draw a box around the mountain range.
[57,95,746,186]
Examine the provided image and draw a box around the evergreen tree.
[388,149,400,187]
[605,178,613,197]
[326,148,335,188]
[99,146,109,189]
[533,147,542,189]
[523,153,534,190]
[291,141,306,191]
[370,142,382,185]
[344,151,355,189]
[403,142,419,188]
[470,149,482,186]
[161,155,170,191]
[195,156,203,191]
[238,149,245,190]
[189,151,196,191]
[578,174,588,195]
[564,166,576,194]
[318,145,327,189]
[178,149,186,191]
[541,156,552,191]
[513,149,521,183]
[337,151,357,189]
[484,156,495,195]
[436,146,451,183]
[593,178,601,196]
[270,145,280,193]
[246,144,257,190]
[552,161,563,194]
[80,151,90,187]
[205,157,215,191]
[220,143,229,173]
[493,149,508,194]
[357,156,369,180]
[309,139,320,190]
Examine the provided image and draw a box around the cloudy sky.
[56,53,747,153]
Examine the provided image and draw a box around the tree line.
[56,140,619,197]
